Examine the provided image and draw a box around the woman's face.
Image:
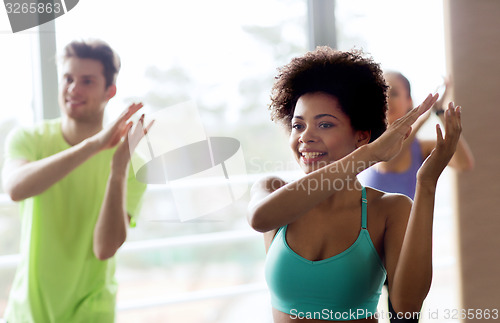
[289,92,366,174]
[386,74,413,125]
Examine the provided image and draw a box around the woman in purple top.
[361,72,474,199]
[360,71,475,322]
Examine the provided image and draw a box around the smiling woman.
[290,93,368,172]
[248,47,461,323]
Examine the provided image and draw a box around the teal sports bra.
[265,187,387,321]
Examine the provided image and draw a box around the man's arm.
[2,139,100,201]
[2,103,145,202]
[92,153,130,260]
[93,114,153,260]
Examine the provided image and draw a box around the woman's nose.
[299,127,317,143]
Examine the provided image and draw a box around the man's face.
[59,57,115,123]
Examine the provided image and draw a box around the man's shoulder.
[10,118,61,138]
[5,118,64,160]
[33,118,62,136]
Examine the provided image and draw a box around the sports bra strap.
[361,186,367,229]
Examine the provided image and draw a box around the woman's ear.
[355,130,371,148]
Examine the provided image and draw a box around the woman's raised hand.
[369,93,439,162]
[417,102,462,185]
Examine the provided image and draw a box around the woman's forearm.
[391,181,436,313]
[249,145,377,232]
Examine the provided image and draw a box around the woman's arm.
[389,103,462,313]
[248,144,375,233]
[247,176,286,248]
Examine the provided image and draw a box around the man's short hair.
[61,39,121,88]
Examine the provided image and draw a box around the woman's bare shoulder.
[365,186,413,219]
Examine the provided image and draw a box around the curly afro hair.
[269,47,388,142]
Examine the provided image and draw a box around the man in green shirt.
[1,39,151,322]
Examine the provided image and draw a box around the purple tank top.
[359,140,423,199]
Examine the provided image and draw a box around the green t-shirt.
[3,119,147,323]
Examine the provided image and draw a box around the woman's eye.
[292,124,303,130]
[319,123,333,129]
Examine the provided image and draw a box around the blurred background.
[0,0,481,322]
